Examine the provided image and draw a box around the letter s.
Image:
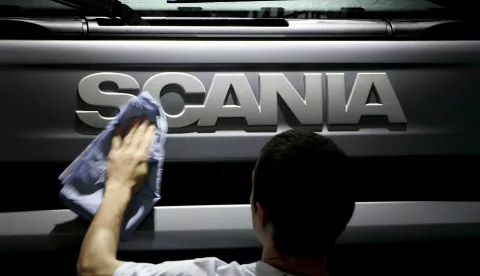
[76,73,139,128]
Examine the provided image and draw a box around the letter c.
[143,73,205,128]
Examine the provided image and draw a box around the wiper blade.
[52,0,149,26]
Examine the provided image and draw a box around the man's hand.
[107,119,156,195]
[77,118,156,276]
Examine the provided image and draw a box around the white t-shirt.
[114,257,287,276]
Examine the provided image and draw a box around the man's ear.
[255,202,269,229]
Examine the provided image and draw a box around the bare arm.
[77,119,156,276]
[76,185,129,276]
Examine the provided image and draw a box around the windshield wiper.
[52,0,149,26]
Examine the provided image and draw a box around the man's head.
[250,130,355,258]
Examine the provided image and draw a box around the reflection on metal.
[76,72,406,129]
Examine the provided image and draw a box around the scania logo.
[76,72,406,129]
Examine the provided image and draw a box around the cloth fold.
[59,92,168,240]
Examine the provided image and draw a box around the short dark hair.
[253,129,355,257]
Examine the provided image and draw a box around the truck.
[0,0,479,275]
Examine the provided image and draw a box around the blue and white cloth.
[59,92,168,240]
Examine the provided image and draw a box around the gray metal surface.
[1,40,480,161]
[1,202,479,252]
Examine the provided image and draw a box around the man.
[77,119,355,276]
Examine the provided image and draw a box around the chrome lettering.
[259,73,323,125]
[198,74,263,126]
[327,73,407,124]
[143,73,206,128]
[76,73,139,128]
[76,72,406,130]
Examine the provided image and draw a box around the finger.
[111,126,122,152]
[130,119,149,150]
[139,124,156,156]
[122,119,140,148]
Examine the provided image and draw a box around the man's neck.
[261,245,328,276]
